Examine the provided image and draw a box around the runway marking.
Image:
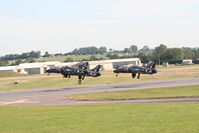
[0,99,38,105]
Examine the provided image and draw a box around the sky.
[0,0,199,56]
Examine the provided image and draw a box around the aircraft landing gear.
[132,73,136,79]
[78,79,82,84]
[137,73,140,79]
[82,76,85,80]
[78,75,83,84]
[63,74,68,78]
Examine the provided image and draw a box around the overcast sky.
[0,0,199,55]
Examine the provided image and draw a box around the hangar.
[182,59,193,65]
[88,60,113,70]
[60,58,141,71]
[61,62,79,67]
[19,63,49,75]
[0,66,24,74]
[88,58,141,70]
[19,61,62,74]
[0,62,61,75]
[39,61,62,68]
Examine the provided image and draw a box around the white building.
[19,63,50,74]
[88,58,141,70]
[39,61,62,68]
[182,59,193,65]
[0,66,24,74]
[88,60,113,70]
[60,58,141,71]
[61,62,79,67]
[61,58,141,71]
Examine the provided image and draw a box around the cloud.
[161,0,199,5]
[0,0,198,55]
[0,17,146,39]
[0,18,85,38]
[81,0,198,17]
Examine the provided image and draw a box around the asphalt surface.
[0,78,199,106]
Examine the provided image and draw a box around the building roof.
[61,62,79,67]
[19,63,48,68]
[0,66,22,71]
[183,59,192,61]
[88,58,140,65]
[18,58,141,69]
[39,61,61,65]
[105,58,140,63]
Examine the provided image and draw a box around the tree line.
[1,51,41,60]
[0,45,199,66]
[0,51,41,66]
[120,45,199,64]
[66,46,107,55]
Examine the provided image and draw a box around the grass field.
[0,73,27,78]
[0,65,199,133]
[0,103,198,133]
[69,85,199,101]
[0,69,198,91]
[0,65,198,91]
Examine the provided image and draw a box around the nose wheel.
[78,79,82,84]
[132,73,136,79]
[78,75,82,84]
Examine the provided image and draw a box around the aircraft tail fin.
[80,62,89,70]
[91,65,102,72]
[146,61,156,69]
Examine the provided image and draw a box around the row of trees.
[110,45,153,55]
[66,46,107,55]
[64,55,106,62]
[103,45,199,64]
[1,51,41,61]
[137,44,199,64]
[0,45,159,62]
[0,45,199,66]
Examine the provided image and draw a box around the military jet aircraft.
[46,62,102,84]
[113,62,157,79]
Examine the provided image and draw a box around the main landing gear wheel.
[132,73,136,79]
[78,79,82,84]
[137,73,140,79]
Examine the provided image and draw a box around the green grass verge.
[0,103,199,133]
[0,71,198,91]
[69,85,199,101]
[0,73,27,78]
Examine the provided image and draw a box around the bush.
[89,55,98,61]
[64,57,74,62]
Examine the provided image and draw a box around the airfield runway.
[0,78,199,106]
